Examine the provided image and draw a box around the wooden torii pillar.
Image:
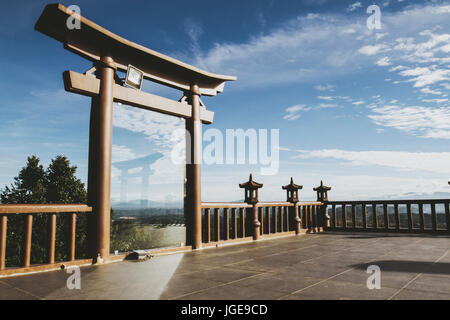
[35,4,236,260]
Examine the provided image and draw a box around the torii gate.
[35,4,236,260]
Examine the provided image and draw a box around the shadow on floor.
[351,260,450,275]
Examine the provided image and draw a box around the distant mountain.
[376,192,450,201]
[111,199,183,209]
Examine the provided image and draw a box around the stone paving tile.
[231,272,323,295]
[1,269,71,298]
[0,281,39,300]
[401,274,450,295]
[0,232,448,300]
[279,279,398,300]
[159,274,226,300]
[183,267,261,284]
[173,282,287,300]
[391,288,450,300]
[332,268,419,290]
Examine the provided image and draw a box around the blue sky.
[0,0,449,204]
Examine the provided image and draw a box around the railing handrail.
[256,201,294,207]
[0,204,92,214]
[295,201,323,206]
[201,202,252,209]
[201,201,323,209]
[327,199,449,205]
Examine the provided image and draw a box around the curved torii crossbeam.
[35,3,236,260]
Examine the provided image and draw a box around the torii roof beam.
[35,3,236,96]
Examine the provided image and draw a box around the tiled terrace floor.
[0,232,449,300]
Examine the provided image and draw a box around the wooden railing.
[201,201,324,246]
[0,204,92,273]
[326,199,450,234]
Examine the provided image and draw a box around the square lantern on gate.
[125,64,144,90]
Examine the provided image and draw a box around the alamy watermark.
[66,5,81,30]
[66,266,81,290]
[366,265,381,289]
[171,128,280,175]
[366,5,381,30]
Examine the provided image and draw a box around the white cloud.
[295,149,450,174]
[399,66,450,87]
[369,104,450,139]
[185,3,449,92]
[389,65,407,72]
[347,2,362,12]
[421,98,448,104]
[315,84,336,91]
[420,87,443,95]
[376,57,392,66]
[316,103,338,109]
[317,96,334,101]
[112,145,142,163]
[352,100,365,105]
[283,104,310,120]
[113,103,184,150]
[283,101,340,120]
[358,44,388,56]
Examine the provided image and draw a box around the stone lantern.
[313,180,331,202]
[313,180,331,230]
[239,174,263,204]
[282,177,303,203]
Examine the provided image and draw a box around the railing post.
[332,204,337,228]
[252,204,261,240]
[407,203,413,231]
[394,204,400,231]
[24,214,33,267]
[225,208,230,241]
[70,213,77,261]
[351,204,357,229]
[361,204,367,229]
[383,203,389,230]
[342,204,347,229]
[445,201,450,234]
[372,203,377,229]
[431,203,437,232]
[0,216,6,270]
[419,203,425,231]
[214,208,220,242]
[242,208,246,238]
[294,204,301,235]
[48,213,56,264]
[206,208,211,243]
[232,208,238,239]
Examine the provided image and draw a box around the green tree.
[1,156,46,204]
[1,155,88,266]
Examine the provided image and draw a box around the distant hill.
[112,199,183,209]
[376,192,450,201]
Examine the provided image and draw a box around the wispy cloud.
[368,105,450,139]
[295,149,450,174]
[375,57,392,66]
[283,102,340,120]
[346,2,362,12]
[283,104,310,120]
[190,3,449,93]
[315,84,336,91]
